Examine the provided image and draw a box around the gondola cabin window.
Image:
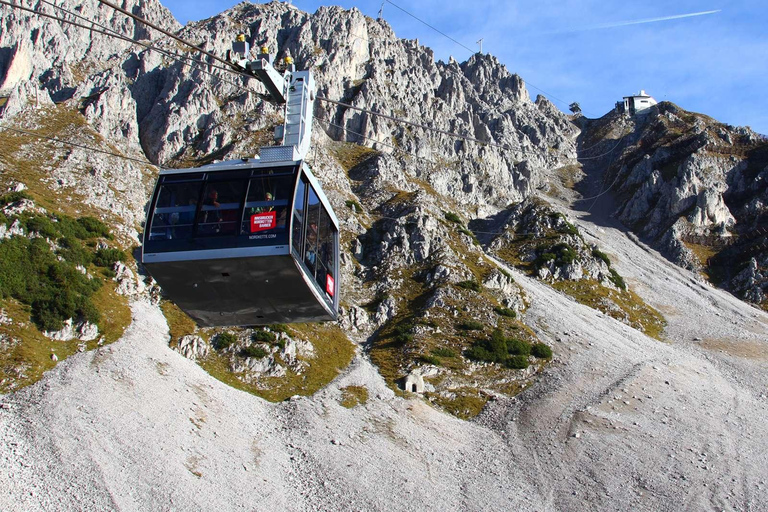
[145,167,298,253]
[197,180,242,236]
[290,174,338,302]
[148,173,204,241]
[242,173,293,240]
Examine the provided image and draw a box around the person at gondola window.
[250,192,274,214]
[305,222,318,267]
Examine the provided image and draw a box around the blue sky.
[162,0,768,134]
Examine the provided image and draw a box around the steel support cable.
[0,0,255,93]
[38,0,249,88]
[0,125,156,166]
[316,95,516,153]
[95,0,238,72]
[381,1,588,115]
[91,0,571,161]
[384,0,475,54]
[576,131,628,161]
[314,114,437,166]
[9,0,521,163]
[14,0,575,172]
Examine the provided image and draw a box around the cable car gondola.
[141,36,339,326]
[142,157,339,326]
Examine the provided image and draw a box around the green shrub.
[609,268,627,290]
[345,199,362,212]
[268,323,290,334]
[494,306,516,318]
[505,355,529,369]
[77,216,112,239]
[240,345,269,359]
[54,215,89,239]
[24,215,58,238]
[561,222,579,236]
[57,237,93,267]
[390,323,414,344]
[457,280,481,292]
[215,332,238,350]
[419,354,441,366]
[252,330,276,343]
[535,252,556,268]
[444,211,462,224]
[0,190,32,206]
[457,320,483,331]
[0,212,7,226]
[551,243,577,265]
[431,347,457,358]
[93,248,125,267]
[531,342,553,359]
[592,248,611,266]
[507,338,531,356]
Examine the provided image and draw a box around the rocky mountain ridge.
[577,104,768,308]
[1,1,768,510]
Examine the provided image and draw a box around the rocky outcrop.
[579,103,768,306]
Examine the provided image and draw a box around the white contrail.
[548,10,721,34]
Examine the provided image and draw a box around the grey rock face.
[580,103,768,305]
[176,335,209,361]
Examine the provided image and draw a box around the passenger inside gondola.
[243,176,291,236]
[198,183,240,235]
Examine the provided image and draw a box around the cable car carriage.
[142,157,339,326]
[142,37,339,326]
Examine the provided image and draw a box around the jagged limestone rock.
[176,335,209,361]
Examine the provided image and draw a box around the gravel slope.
[1,211,767,511]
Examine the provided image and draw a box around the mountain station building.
[617,90,658,116]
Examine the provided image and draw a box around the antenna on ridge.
[477,38,483,54]
[378,1,385,19]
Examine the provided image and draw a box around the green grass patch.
[531,342,553,359]
[252,330,276,343]
[592,248,611,266]
[431,347,457,358]
[0,280,130,393]
[456,320,484,331]
[330,142,380,172]
[340,385,369,408]
[444,211,462,224]
[457,280,481,292]
[608,268,626,290]
[160,301,199,347]
[494,306,516,318]
[419,354,441,366]
[214,332,238,350]
[428,387,489,420]
[240,345,268,359]
[552,279,666,339]
[200,323,354,402]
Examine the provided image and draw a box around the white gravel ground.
[1,210,767,511]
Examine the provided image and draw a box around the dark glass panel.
[303,186,320,274]
[196,181,244,236]
[148,180,203,241]
[292,178,307,255]
[240,174,294,238]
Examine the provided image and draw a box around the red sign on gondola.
[326,274,335,297]
[250,212,277,232]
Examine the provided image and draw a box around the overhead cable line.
[0,0,255,94]
[314,114,437,166]
[95,0,238,72]
[379,0,589,115]
[81,1,536,159]
[0,125,155,166]
[12,1,575,173]
[316,95,517,153]
[384,0,475,54]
